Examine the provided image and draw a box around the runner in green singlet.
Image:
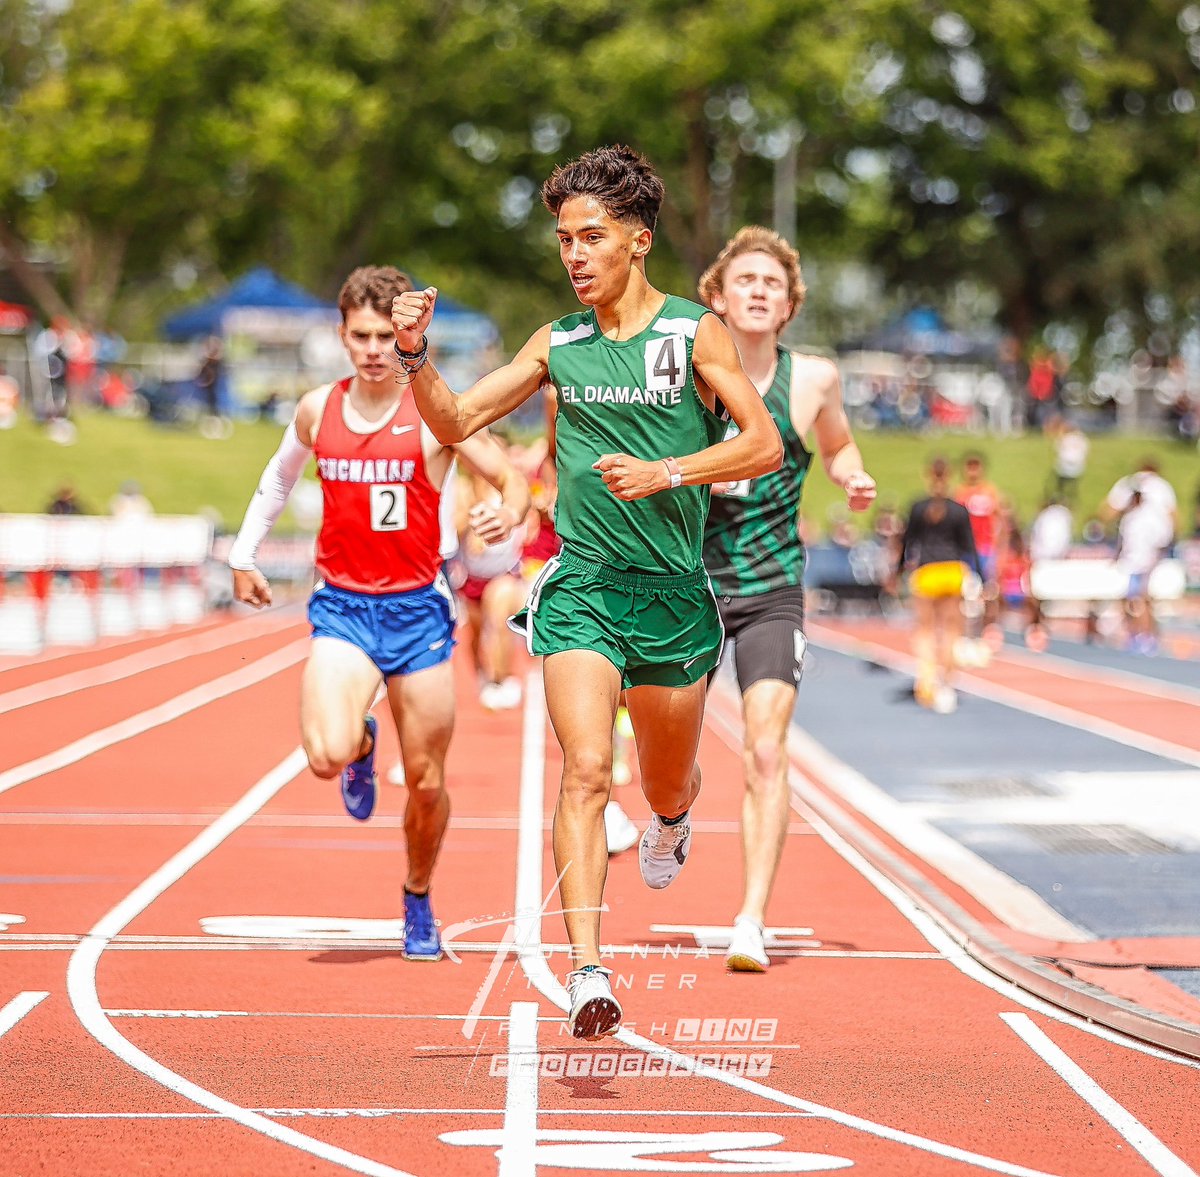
[698,227,876,973]
[390,147,782,1039]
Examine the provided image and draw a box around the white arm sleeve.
[227,423,312,570]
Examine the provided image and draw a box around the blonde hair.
[697,226,806,322]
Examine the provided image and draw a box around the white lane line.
[0,611,300,716]
[994,645,1200,707]
[64,747,420,1177]
[2,940,945,961]
[0,1108,820,1120]
[728,697,1200,1071]
[510,674,1060,1177]
[0,990,48,1039]
[499,1002,539,1177]
[809,625,1200,768]
[1002,1013,1195,1177]
[0,640,307,797]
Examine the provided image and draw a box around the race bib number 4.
[370,484,408,531]
[645,334,687,392]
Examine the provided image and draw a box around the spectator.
[1026,348,1058,430]
[1050,416,1088,504]
[46,485,86,515]
[195,335,231,439]
[954,451,1003,644]
[993,335,1027,436]
[110,480,154,519]
[0,362,19,429]
[1116,489,1173,654]
[896,456,981,714]
[1103,457,1177,539]
[1029,497,1073,563]
[995,520,1042,649]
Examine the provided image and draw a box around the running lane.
[0,617,1197,1175]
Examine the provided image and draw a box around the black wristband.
[393,336,428,361]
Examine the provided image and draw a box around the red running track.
[0,611,1197,1176]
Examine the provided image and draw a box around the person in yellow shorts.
[896,458,981,714]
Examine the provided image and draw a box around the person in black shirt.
[896,457,980,713]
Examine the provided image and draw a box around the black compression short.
[713,584,807,693]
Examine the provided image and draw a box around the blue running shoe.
[340,714,378,821]
[403,889,442,961]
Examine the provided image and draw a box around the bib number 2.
[370,484,408,532]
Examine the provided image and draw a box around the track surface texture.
[1,608,1198,1176]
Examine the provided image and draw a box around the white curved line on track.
[0,610,301,716]
[65,745,422,1177]
[0,640,308,797]
[510,673,1063,1177]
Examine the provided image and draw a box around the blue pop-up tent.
[851,306,996,360]
[163,267,499,349]
[162,268,335,341]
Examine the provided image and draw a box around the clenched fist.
[391,287,438,352]
[843,471,877,513]
[592,453,668,501]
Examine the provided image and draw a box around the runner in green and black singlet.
[697,227,876,975]
[390,147,783,1040]
[703,347,812,597]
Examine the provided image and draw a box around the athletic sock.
[657,810,689,827]
[404,886,429,898]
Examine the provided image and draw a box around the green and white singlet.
[703,348,813,597]
[548,295,725,575]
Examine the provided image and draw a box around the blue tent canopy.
[163,267,498,351]
[162,268,334,341]
[851,306,996,360]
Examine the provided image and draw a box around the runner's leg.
[624,677,706,819]
[300,637,382,778]
[543,648,621,969]
[736,678,795,924]
[387,660,455,892]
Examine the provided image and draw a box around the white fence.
[0,514,215,655]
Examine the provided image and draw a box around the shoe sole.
[725,952,768,973]
[403,946,443,962]
[569,997,622,1040]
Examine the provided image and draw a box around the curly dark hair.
[541,145,665,232]
[337,265,413,321]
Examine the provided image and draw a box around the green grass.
[0,408,1195,539]
[800,430,1197,540]
[0,411,289,533]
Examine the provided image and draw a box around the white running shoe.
[566,965,622,1039]
[604,799,639,855]
[638,813,692,889]
[932,686,958,714]
[725,915,769,973]
[387,761,406,787]
[481,677,522,711]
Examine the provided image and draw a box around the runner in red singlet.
[228,265,529,962]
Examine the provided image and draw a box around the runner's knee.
[560,748,614,803]
[745,735,786,789]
